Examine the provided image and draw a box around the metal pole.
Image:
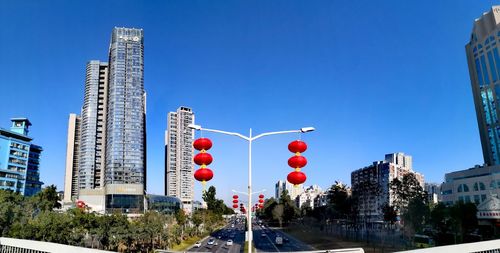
[247,128,252,253]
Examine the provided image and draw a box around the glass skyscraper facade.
[105,28,145,187]
[64,27,146,214]
[466,6,500,166]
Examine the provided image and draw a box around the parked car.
[226,239,233,246]
[194,241,201,248]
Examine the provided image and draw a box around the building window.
[473,182,486,191]
[458,184,469,192]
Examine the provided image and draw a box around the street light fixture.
[189,124,314,253]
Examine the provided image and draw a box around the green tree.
[382,203,398,224]
[272,204,284,227]
[279,190,298,225]
[35,185,62,211]
[326,181,352,219]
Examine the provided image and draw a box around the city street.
[186,219,314,253]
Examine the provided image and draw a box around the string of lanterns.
[287,140,308,186]
[193,138,214,190]
[232,195,239,209]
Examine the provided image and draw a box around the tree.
[35,185,62,211]
[272,204,284,227]
[326,181,352,219]
[279,190,298,225]
[382,203,398,224]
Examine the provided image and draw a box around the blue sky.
[0,0,493,203]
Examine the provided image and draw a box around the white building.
[165,106,195,213]
[425,183,441,204]
[275,179,304,202]
[351,152,424,221]
[295,185,323,209]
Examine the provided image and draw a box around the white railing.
[0,237,115,253]
[398,239,500,253]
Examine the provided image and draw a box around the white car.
[226,239,233,246]
[207,238,215,245]
[194,241,201,248]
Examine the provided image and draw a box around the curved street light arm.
[251,130,301,141]
[198,128,250,141]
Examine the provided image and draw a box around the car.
[194,241,201,248]
[226,239,233,246]
[207,238,215,245]
[275,236,283,245]
[231,224,235,228]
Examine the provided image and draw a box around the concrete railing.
[0,237,116,253]
[398,239,500,253]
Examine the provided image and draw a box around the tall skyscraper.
[63,114,81,203]
[0,118,43,196]
[466,6,500,166]
[165,106,195,213]
[64,27,146,214]
[79,61,108,190]
[105,27,146,213]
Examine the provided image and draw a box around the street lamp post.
[188,124,314,253]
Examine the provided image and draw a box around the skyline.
[0,1,491,203]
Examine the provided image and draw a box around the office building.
[63,27,146,214]
[440,165,500,206]
[351,152,424,221]
[63,114,81,202]
[0,118,43,196]
[146,194,181,215]
[165,106,195,213]
[466,5,500,166]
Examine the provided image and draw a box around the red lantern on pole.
[287,171,307,185]
[258,199,264,203]
[232,199,238,204]
[288,140,307,153]
[194,153,213,166]
[258,194,264,199]
[233,204,238,209]
[259,204,264,209]
[194,168,213,182]
[233,195,238,199]
[193,138,212,151]
[287,140,308,186]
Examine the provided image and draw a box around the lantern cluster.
[258,194,265,209]
[287,140,308,186]
[240,203,246,214]
[232,195,239,209]
[193,138,214,188]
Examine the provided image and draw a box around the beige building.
[63,114,80,203]
[165,106,195,213]
[351,152,424,221]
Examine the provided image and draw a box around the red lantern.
[194,153,213,166]
[288,155,307,168]
[259,204,264,208]
[194,168,214,182]
[287,171,307,185]
[233,195,238,199]
[288,140,307,153]
[193,138,213,151]
[233,204,238,209]
[258,194,264,199]
[232,199,238,203]
[240,203,244,206]
[77,200,85,209]
[258,199,264,203]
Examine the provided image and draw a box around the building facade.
[275,179,304,202]
[424,183,441,204]
[63,27,146,214]
[295,185,323,209]
[63,114,81,203]
[466,6,500,166]
[165,106,195,213]
[440,165,500,206]
[0,118,43,196]
[351,152,424,221]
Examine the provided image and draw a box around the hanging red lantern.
[193,138,213,151]
[288,140,307,153]
[233,195,238,199]
[287,171,306,185]
[258,194,264,199]
[194,168,214,182]
[259,204,264,208]
[288,155,307,168]
[232,199,238,204]
[194,153,213,166]
[77,200,85,209]
[258,199,264,203]
[233,204,238,209]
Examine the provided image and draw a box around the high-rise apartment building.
[351,152,424,221]
[64,27,146,214]
[275,179,304,202]
[0,118,43,196]
[63,114,81,202]
[165,106,195,213]
[466,6,500,166]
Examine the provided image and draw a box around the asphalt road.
[252,223,314,252]
[186,219,313,253]
[187,220,246,253]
